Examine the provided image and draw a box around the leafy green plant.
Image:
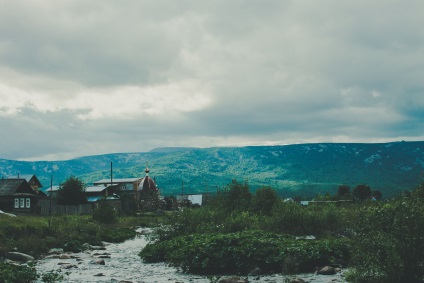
[0,262,37,283]
[40,269,65,283]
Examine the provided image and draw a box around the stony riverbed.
[35,228,347,283]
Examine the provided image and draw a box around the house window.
[14,198,19,208]
[26,198,30,208]
[20,198,25,208]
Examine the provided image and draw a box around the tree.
[251,186,279,215]
[57,176,86,205]
[337,185,350,196]
[214,180,252,212]
[352,184,372,201]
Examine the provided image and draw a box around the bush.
[92,201,118,224]
[0,262,37,283]
[100,228,137,243]
[347,184,424,282]
[63,239,84,253]
[40,269,65,283]
[140,230,350,275]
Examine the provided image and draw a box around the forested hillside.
[1,141,423,198]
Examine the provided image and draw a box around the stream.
[35,228,347,283]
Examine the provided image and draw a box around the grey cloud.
[1,1,424,160]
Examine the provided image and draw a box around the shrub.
[140,230,350,275]
[348,184,424,282]
[92,201,118,224]
[0,262,37,283]
[100,228,137,243]
[63,239,84,253]
[40,269,65,283]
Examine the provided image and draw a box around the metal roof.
[85,186,108,193]
[40,186,60,193]
[0,179,35,196]
[87,196,102,202]
[93,178,140,185]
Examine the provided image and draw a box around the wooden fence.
[38,204,93,216]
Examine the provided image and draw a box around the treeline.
[316,184,382,201]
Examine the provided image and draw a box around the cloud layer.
[0,0,423,160]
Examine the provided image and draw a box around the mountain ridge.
[1,141,423,198]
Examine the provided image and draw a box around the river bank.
[35,228,347,283]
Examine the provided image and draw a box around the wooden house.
[0,178,38,214]
[85,185,121,203]
[20,174,44,195]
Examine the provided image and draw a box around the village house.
[20,174,45,195]
[0,178,39,214]
[93,178,142,195]
[85,185,121,203]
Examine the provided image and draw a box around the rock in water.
[218,277,248,283]
[317,266,336,275]
[6,252,34,262]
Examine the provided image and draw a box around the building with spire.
[138,164,160,211]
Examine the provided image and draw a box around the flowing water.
[35,228,347,283]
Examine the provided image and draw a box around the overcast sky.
[1,0,423,161]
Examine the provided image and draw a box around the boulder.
[89,259,105,265]
[44,255,60,259]
[317,266,336,275]
[48,248,64,254]
[248,267,262,276]
[290,279,306,283]
[90,245,106,250]
[61,264,77,269]
[218,277,248,283]
[59,254,71,259]
[6,252,34,262]
[94,273,105,276]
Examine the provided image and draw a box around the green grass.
[0,213,165,258]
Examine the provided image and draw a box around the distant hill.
[1,141,423,198]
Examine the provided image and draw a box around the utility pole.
[48,175,52,228]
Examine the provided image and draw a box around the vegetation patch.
[0,262,37,283]
[140,230,350,275]
[0,214,154,259]
[100,227,137,243]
